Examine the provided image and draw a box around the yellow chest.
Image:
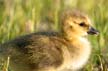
[58,37,91,71]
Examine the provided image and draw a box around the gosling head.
[60,9,99,38]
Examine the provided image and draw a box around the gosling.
[0,9,99,71]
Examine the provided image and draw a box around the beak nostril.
[87,27,99,35]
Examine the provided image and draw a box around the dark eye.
[79,22,85,27]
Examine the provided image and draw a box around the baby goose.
[0,9,99,71]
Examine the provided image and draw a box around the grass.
[0,0,108,71]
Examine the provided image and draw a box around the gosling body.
[0,9,98,71]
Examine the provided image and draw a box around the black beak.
[87,27,99,35]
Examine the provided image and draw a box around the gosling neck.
[61,31,87,42]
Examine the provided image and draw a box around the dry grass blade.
[2,56,10,71]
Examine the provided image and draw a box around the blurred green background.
[0,0,108,71]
